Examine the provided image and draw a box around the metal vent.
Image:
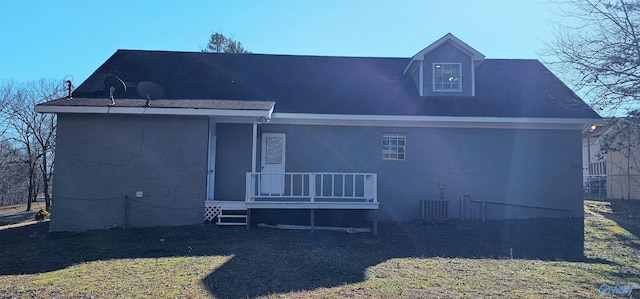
[420,200,449,221]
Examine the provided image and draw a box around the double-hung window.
[433,63,462,92]
[382,133,406,160]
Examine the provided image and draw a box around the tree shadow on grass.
[203,218,589,298]
[0,218,591,298]
[0,222,232,275]
[606,199,640,239]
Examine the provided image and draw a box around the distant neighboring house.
[36,33,600,232]
[583,120,640,200]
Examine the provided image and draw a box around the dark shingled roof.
[71,50,600,119]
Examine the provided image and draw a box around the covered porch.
[205,106,380,233]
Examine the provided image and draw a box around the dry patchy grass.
[0,200,638,298]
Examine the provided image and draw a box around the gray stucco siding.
[214,123,253,201]
[52,114,583,230]
[259,124,583,221]
[50,114,208,231]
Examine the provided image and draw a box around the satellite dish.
[104,76,126,105]
[137,81,165,100]
[104,76,126,94]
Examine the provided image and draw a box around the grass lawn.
[0,200,638,298]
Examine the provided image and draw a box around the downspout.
[460,194,464,219]
[123,195,127,229]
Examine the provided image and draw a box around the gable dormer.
[404,33,484,97]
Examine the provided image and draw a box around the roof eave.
[35,98,275,119]
[269,112,600,130]
[35,105,274,118]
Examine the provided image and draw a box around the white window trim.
[432,62,462,92]
[419,62,424,96]
[470,56,476,96]
[382,133,406,161]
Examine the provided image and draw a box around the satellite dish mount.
[104,76,126,106]
[136,81,165,107]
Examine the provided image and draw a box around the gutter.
[35,104,274,119]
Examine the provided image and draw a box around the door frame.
[260,132,287,195]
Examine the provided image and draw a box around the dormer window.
[433,63,462,92]
[404,33,484,97]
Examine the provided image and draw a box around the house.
[583,122,610,200]
[36,33,600,232]
[583,119,640,200]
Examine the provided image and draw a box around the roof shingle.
[70,50,599,119]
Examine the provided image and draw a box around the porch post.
[251,120,257,173]
[247,120,258,230]
[373,210,378,236]
[310,209,315,233]
[206,116,216,201]
[246,209,251,230]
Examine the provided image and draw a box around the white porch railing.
[245,172,377,203]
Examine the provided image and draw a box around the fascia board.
[404,33,485,74]
[35,105,271,118]
[403,59,421,75]
[35,105,109,114]
[269,113,599,130]
[130,107,270,117]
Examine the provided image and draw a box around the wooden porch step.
[218,215,247,219]
[216,210,248,226]
[216,222,248,226]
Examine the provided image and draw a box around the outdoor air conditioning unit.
[420,200,449,222]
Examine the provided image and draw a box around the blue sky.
[1,0,559,84]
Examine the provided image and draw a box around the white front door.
[260,132,286,195]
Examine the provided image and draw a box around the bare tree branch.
[5,79,63,211]
[544,0,640,116]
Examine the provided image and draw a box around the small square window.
[433,63,462,92]
[382,133,406,160]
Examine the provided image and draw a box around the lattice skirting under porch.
[204,201,248,224]
[204,205,222,222]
